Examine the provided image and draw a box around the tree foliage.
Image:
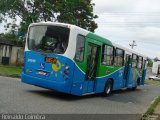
[55,0,98,32]
[153,57,160,62]
[0,31,23,46]
[147,60,153,67]
[0,32,18,41]
[0,0,98,33]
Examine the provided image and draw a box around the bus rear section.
[21,23,75,94]
[22,52,75,94]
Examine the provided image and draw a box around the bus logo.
[40,63,45,69]
[27,59,36,63]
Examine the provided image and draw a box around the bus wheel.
[103,79,113,96]
[132,85,137,90]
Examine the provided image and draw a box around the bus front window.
[28,25,70,54]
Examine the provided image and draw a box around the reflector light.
[65,66,69,70]
[64,71,68,75]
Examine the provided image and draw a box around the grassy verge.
[142,80,160,119]
[145,96,160,115]
[145,79,160,86]
[142,96,160,120]
[0,65,22,77]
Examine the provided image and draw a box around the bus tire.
[132,85,137,90]
[137,78,140,85]
[132,79,139,90]
[103,79,113,96]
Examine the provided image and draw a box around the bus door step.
[83,92,95,96]
[121,87,127,90]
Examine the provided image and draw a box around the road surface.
[0,76,160,115]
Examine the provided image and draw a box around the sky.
[92,0,160,59]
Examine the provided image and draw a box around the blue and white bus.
[21,22,148,96]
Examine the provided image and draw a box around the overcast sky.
[92,0,160,59]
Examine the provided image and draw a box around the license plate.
[45,57,57,64]
[38,71,46,75]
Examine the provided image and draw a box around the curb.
[0,74,21,78]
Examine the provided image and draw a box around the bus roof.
[112,42,148,58]
[29,22,73,28]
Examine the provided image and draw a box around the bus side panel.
[127,67,135,88]
[141,69,147,85]
[125,65,132,87]
[95,67,125,93]
[71,66,125,95]
[128,67,141,88]
[70,64,84,96]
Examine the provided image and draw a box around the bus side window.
[75,35,85,62]
[101,45,114,66]
[132,54,137,68]
[115,48,124,66]
[143,60,147,69]
[137,56,143,69]
[125,54,130,63]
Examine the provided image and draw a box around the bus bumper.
[21,72,71,94]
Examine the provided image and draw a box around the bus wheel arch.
[103,78,114,96]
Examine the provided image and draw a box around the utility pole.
[129,40,137,49]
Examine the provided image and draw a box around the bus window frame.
[27,25,70,54]
[132,54,138,68]
[75,34,85,62]
[114,47,125,66]
[143,60,147,69]
[101,44,114,66]
[137,56,143,69]
[125,54,131,64]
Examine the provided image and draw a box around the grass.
[142,96,160,120]
[145,96,160,115]
[0,65,22,77]
[145,79,160,86]
[142,80,160,119]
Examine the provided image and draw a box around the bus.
[21,22,148,96]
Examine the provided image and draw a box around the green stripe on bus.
[86,32,112,46]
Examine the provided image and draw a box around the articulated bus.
[21,22,148,96]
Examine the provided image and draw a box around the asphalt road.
[0,76,160,115]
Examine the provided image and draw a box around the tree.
[0,0,98,33]
[153,57,160,62]
[147,60,153,67]
[0,31,23,46]
[0,0,57,32]
[55,0,98,32]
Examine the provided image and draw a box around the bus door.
[158,64,160,75]
[141,60,147,85]
[84,43,100,93]
[123,54,131,87]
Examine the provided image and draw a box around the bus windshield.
[28,25,70,54]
